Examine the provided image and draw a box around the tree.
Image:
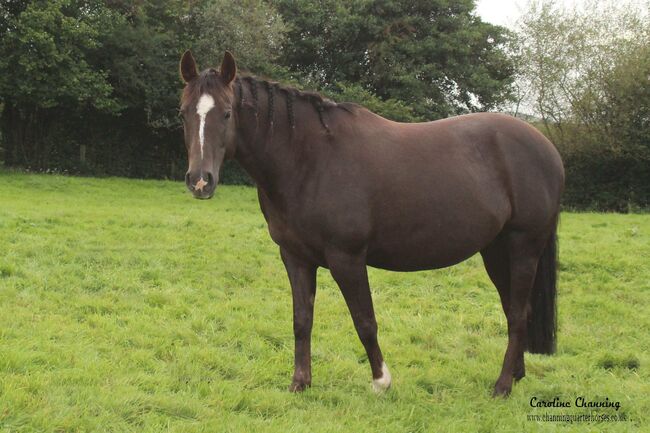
[0,0,119,167]
[193,0,289,76]
[515,0,650,210]
[274,0,516,119]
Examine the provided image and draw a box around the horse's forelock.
[181,69,232,110]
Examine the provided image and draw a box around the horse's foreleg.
[493,232,545,397]
[281,248,317,392]
[328,251,390,393]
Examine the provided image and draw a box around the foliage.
[274,0,516,119]
[96,0,190,130]
[0,0,118,168]
[0,0,118,112]
[1,172,649,432]
[193,0,289,77]
[0,0,189,173]
[328,83,424,122]
[515,0,650,210]
[515,0,649,146]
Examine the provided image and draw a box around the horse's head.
[179,50,237,199]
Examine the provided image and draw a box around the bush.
[562,147,650,212]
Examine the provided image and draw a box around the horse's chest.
[268,216,326,264]
[258,196,326,265]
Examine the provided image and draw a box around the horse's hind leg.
[480,234,525,382]
[492,230,549,397]
[481,234,525,382]
[327,250,389,393]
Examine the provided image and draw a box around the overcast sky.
[475,0,527,27]
[476,0,647,27]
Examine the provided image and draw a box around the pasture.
[0,171,648,432]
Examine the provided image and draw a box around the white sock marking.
[196,94,215,160]
[372,362,392,393]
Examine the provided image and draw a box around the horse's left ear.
[220,51,237,85]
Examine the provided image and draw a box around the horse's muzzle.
[185,171,216,199]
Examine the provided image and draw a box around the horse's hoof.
[289,381,310,393]
[372,362,392,393]
[492,382,512,398]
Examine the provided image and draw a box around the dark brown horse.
[178,50,564,397]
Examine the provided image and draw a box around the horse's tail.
[526,224,558,354]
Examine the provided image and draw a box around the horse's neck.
[234,131,295,202]
[233,80,322,207]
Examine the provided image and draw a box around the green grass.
[0,171,648,433]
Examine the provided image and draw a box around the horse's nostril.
[185,171,215,195]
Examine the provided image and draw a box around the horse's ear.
[220,51,237,85]
[180,50,198,83]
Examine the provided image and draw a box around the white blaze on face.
[196,93,215,159]
[372,362,392,393]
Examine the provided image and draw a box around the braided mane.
[236,75,357,133]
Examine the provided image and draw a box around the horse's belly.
[366,241,479,271]
[365,213,504,271]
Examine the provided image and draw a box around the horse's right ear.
[180,50,198,82]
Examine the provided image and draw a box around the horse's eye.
[224,111,232,119]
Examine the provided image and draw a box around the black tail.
[526,227,558,354]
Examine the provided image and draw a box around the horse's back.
[375,111,564,228]
[335,112,564,270]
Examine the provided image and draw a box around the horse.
[177,50,564,397]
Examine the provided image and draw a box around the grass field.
[1,170,648,433]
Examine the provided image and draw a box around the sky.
[475,0,592,28]
[476,0,648,27]
[475,0,526,27]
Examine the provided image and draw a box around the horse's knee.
[356,319,378,346]
[293,314,312,340]
[507,308,528,332]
